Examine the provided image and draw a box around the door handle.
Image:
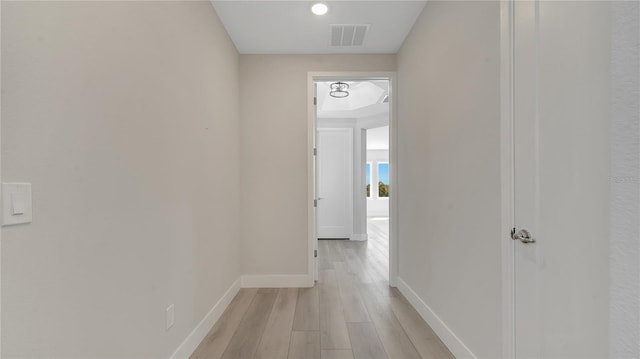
[512,228,535,244]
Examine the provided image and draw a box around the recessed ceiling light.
[311,3,329,16]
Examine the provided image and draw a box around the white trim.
[500,1,516,358]
[240,274,313,288]
[308,72,398,287]
[0,1,3,353]
[388,73,399,287]
[350,233,368,241]
[169,278,241,359]
[397,278,476,359]
[308,77,317,281]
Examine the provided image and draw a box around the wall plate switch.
[2,183,32,226]
[166,304,175,331]
[11,193,25,215]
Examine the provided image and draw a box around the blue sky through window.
[366,163,371,185]
[379,163,389,184]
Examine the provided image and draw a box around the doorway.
[307,72,397,287]
[365,125,390,260]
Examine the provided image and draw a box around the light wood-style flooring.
[191,218,453,359]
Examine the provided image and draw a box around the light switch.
[2,183,32,226]
[12,193,25,215]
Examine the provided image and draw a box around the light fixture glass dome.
[330,82,350,98]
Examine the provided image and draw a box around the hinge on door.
[314,97,317,105]
[313,148,317,156]
[314,250,318,258]
[314,199,317,207]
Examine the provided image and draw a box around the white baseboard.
[170,278,241,359]
[397,277,476,359]
[350,233,368,241]
[241,274,313,288]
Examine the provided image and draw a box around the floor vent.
[330,24,369,47]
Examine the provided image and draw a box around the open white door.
[513,1,611,357]
[316,128,354,239]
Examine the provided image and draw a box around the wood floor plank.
[364,219,390,283]
[346,323,388,359]
[319,269,352,349]
[192,220,454,359]
[288,331,321,359]
[321,349,354,359]
[370,280,397,298]
[342,248,375,284]
[292,286,320,331]
[419,339,456,359]
[390,296,454,359]
[358,283,421,359]
[318,240,333,270]
[326,240,346,262]
[258,288,280,294]
[390,287,410,303]
[255,288,299,359]
[221,293,277,359]
[190,288,258,359]
[333,262,371,323]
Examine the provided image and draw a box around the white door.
[513,1,611,357]
[317,128,353,239]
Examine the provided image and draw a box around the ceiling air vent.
[330,24,369,47]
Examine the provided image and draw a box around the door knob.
[512,228,535,244]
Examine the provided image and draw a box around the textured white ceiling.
[210,1,427,54]
[317,80,388,118]
[318,80,386,110]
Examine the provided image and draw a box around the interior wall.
[239,55,395,276]
[1,2,241,357]
[396,1,502,357]
[610,1,640,357]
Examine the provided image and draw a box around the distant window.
[365,163,371,197]
[378,163,389,197]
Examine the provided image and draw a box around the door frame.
[500,0,516,357]
[307,72,398,286]
[1,2,4,353]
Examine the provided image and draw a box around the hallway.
[3,1,635,357]
[191,232,453,359]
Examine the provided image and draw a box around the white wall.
[610,1,640,357]
[396,1,502,357]
[1,2,241,357]
[239,55,395,277]
[366,125,389,150]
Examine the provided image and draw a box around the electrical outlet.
[166,304,175,331]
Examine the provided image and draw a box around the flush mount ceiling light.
[329,82,349,98]
[311,3,329,16]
